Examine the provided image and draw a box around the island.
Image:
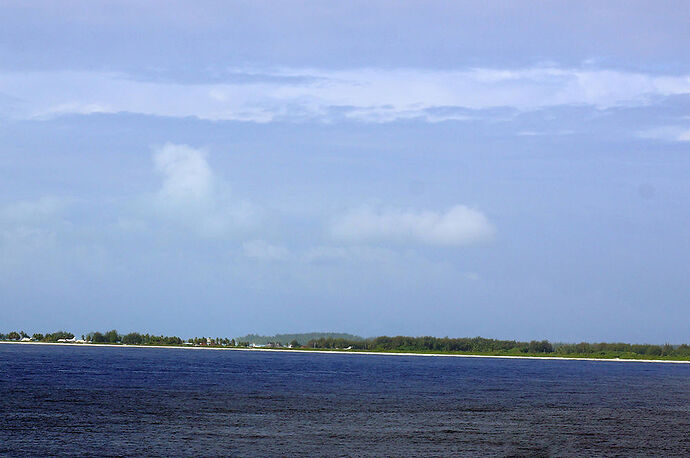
[2,330,689,362]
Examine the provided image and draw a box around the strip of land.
[2,341,688,364]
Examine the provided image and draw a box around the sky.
[1,1,688,342]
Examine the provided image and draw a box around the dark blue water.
[1,345,688,456]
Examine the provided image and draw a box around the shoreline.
[2,341,689,364]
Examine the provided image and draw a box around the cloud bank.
[331,205,494,246]
[2,67,690,123]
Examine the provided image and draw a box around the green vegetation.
[120,332,183,345]
[0,331,74,342]
[1,330,688,361]
[302,336,690,360]
[88,330,184,345]
[90,330,120,343]
[235,332,364,347]
[306,336,555,353]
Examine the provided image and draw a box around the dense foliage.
[306,336,555,353]
[0,331,74,342]
[303,335,690,359]
[235,332,364,346]
[89,330,183,345]
[554,341,688,358]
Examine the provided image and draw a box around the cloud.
[154,143,214,203]
[638,125,690,142]
[148,143,257,237]
[331,205,494,246]
[242,240,288,261]
[2,67,690,123]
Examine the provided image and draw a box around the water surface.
[1,344,688,456]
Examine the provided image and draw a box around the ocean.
[1,344,688,456]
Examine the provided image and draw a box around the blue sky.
[1,1,688,342]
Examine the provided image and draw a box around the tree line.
[0,330,230,346]
[236,332,363,346]
[305,336,556,353]
[303,335,690,359]
[87,330,187,345]
[0,331,75,342]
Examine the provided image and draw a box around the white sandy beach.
[2,341,688,364]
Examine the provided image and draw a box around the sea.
[1,344,688,456]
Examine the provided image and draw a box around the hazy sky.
[1,1,688,342]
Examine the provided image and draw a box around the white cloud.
[154,143,213,203]
[1,67,689,123]
[149,143,257,237]
[331,205,494,246]
[242,239,288,260]
[638,126,690,142]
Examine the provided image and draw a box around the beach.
[2,340,688,364]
